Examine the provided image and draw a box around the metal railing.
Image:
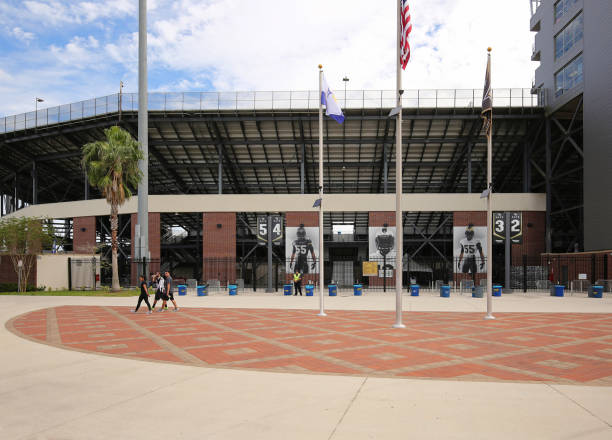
[0,88,541,134]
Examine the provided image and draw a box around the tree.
[82,126,143,292]
[0,217,55,292]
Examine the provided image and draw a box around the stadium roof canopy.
[2,88,577,241]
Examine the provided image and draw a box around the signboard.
[578,273,587,280]
[493,212,523,244]
[362,261,378,277]
[285,224,319,274]
[378,269,393,278]
[368,225,396,269]
[257,215,283,245]
[453,225,488,274]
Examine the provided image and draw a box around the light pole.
[342,77,349,107]
[35,97,44,129]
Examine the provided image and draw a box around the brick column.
[202,212,236,285]
[453,211,487,286]
[368,212,396,287]
[73,216,96,254]
[131,213,161,284]
[286,212,319,285]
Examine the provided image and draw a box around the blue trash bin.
[178,285,187,296]
[305,284,314,296]
[410,285,420,296]
[353,284,363,296]
[284,284,293,296]
[472,286,484,298]
[196,285,207,296]
[228,284,237,295]
[553,285,565,297]
[492,285,502,297]
[591,285,604,298]
[328,285,337,296]
[440,285,450,297]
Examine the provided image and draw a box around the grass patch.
[0,289,139,297]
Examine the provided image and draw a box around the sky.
[0,0,538,117]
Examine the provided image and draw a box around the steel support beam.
[545,118,552,253]
[31,162,37,205]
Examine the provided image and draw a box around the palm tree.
[82,126,143,291]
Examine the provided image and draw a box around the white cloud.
[50,36,102,66]
[1,0,539,116]
[142,0,536,92]
[11,27,35,43]
[23,0,136,25]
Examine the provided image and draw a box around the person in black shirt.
[133,275,152,314]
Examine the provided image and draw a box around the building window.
[554,55,583,98]
[554,13,583,59]
[554,0,578,23]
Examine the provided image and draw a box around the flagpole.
[485,47,495,320]
[393,0,405,329]
[317,64,327,317]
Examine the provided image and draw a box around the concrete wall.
[583,1,612,250]
[36,254,99,290]
[6,193,546,219]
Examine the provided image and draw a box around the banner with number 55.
[285,226,319,274]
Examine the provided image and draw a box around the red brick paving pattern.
[6,306,612,385]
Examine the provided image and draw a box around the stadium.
[0,0,608,295]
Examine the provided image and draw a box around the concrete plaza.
[1,292,611,439]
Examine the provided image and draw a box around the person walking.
[132,275,152,314]
[151,272,167,312]
[165,271,179,311]
[293,270,303,296]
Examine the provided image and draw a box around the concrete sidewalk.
[1,294,611,439]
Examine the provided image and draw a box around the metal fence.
[0,88,540,134]
[95,253,610,294]
[67,257,100,291]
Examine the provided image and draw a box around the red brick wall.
[286,211,318,227]
[130,213,161,284]
[368,212,397,287]
[368,211,396,227]
[453,211,487,286]
[285,212,320,285]
[73,216,96,254]
[512,211,545,261]
[542,250,612,283]
[202,212,236,284]
[453,211,487,227]
[0,256,37,286]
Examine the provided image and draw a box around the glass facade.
[554,0,578,23]
[555,13,583,59]
[555,55,583,97]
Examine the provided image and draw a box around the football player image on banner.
[369,225,396,269]
[453,224,487,274]
[286,224,319,274]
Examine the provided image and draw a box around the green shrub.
[0,283,44,292]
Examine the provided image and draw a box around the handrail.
[0,88,541,135]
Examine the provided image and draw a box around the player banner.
[286,224,319,274]
[369,225,396,269]
[453,224,487,274]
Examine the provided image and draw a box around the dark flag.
[481,50,492,136]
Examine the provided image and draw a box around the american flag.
[481,52,492,136]
[400,0,412,69]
